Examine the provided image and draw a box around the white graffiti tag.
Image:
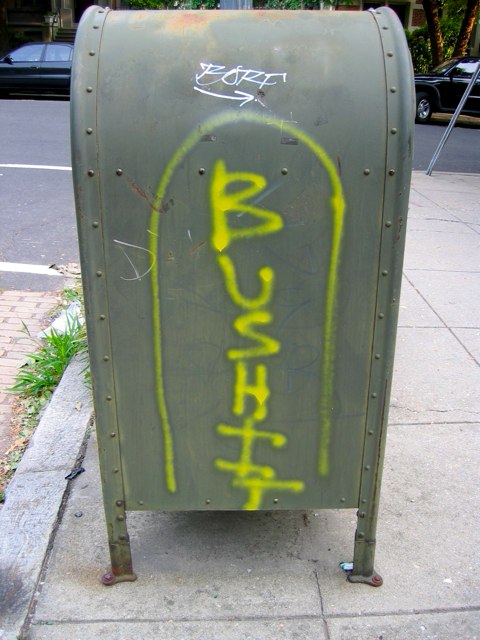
[194,63,287,107]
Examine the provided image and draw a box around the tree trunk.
[422,0,444,67]
[453,0,480,57]
[0,0,10,56]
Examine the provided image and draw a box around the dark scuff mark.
[395,216,404,243]
[314,114,328,127]
[336,156,342,176]
[190,241,207,255]
[160,198,175,215]
[0,573,29,619]
[126,177,151,204]
[125,177,173,215]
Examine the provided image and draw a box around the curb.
[0,358,93,640]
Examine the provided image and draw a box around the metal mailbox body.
[71,6,414,585]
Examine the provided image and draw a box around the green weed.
[9,317,88,398]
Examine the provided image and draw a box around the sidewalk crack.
[314,568,331,640]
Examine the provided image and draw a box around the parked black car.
[0,42,73,97]
[414,57,480,123]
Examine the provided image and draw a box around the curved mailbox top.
[71,7,413,512]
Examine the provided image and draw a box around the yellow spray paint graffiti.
[217,254,274,311]
[210,159,305,509]
[210,159,284,253]
[149,111,345,496]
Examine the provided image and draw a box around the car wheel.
[415,93,432,124]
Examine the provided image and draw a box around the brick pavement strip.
[0,290,59,460]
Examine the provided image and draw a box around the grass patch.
[9,317,87,397]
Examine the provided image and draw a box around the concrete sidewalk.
[1,171,479,640]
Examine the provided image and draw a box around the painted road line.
[0,262,61,276]
[0,164,72,171]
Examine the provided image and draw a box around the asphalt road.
[0,99,76,290]
[413,114,480,173]
[0,99,479,291]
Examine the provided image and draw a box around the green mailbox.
[71,6,414,586]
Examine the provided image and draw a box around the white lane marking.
[0,164,72,171]
[0,262,61,276]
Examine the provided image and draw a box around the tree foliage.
[453,0,480,56]
[419,0,479,68]
[422,0,444,65]
[127,0,177,7]
[127,0,336,8]
[407,16,464,71]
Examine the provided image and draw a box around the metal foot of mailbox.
[101,567,138,586]
[101,540,137,586]
[340,561,383,587]
[347,570,383,587]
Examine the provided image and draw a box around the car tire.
[415,92,432,124]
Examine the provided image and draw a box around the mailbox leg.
[102,542,137,586]
[101,512,137,586]
[348,454,384,587]
[348,527,383,587]
[347,379,390,587]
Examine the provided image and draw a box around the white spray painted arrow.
[193,86,256,107]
